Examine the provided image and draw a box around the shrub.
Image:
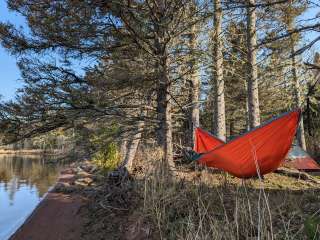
[93,142,121,171]
[90,123,121,171]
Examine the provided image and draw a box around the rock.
[80,164,93,173]
[61,168,76,175]
[55,182,70,189]
[76,170,92,178]
[74,180,90,187]
[54,182,78,193]
[80,177,94,185]
[74,177,94,187]
[60,174,76,183]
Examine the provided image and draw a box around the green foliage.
[91,123,121,171]
[92,142,121,171]
[304,216,320,240]
[90,124,119,150]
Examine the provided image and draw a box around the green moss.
[304,216,320,240]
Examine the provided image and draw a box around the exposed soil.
[10,192,86,240]
[10,173,87,240]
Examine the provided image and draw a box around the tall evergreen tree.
[278,0,308,150]
[212,0,226,141]
[246,0,261,129]
[224,21,248,137]
[0,0,206,167]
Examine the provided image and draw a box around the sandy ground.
[10,173,87,240]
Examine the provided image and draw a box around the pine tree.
[224,21,248,137]
[278,0,308,150]
[212,0,226,141]
[246,0,261,129]
[0,0,205,167]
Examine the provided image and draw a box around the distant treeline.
[0,131,72,151]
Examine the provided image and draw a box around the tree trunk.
[290,38,306,150]
[306,96,312,136]
[123,122,144,171]
[121,94,151,171]
[154,2,174,168]
[212,0,226,141]
[188,23,200,146]
[229,121,234,139]
[156,63,174,168]
[120,139,128,160]
[246,0,260,129]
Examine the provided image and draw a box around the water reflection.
[0,155,60,240]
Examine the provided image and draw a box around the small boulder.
[80,164,94,173]
[80,177,94,185]
[74,177,94,187]
[60,168,76,175]
[74,180,89,187]
[76,170,92,178]
[54,182,76,193]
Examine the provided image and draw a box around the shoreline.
[9,170,87,240]
[0,149,66,155]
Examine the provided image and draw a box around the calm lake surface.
[0,155,60,240]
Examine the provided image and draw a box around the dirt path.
[10,173,87,240]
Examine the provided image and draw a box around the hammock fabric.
[193,128,224,154]
[194,110,300,178]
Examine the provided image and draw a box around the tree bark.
[156,62,174,168]
[246,0,261,129]
[188,23,200,146]
[289,23,306,151]
[122,121,144,171]
[154,1,174,168]
[212,0,226,141]
[121,93,151,171]
[120,139,128,160]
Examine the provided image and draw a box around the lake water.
[0,155,60,240]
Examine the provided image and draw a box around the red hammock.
[193,128,224,154]
[194,110,300,178]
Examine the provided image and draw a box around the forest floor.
[10,160,320,240]
[78,163,320,240]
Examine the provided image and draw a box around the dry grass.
[135,148,320,240]
[80,147,320,240]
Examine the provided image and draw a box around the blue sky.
[0,0,319,101]
[0,0,27,101]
